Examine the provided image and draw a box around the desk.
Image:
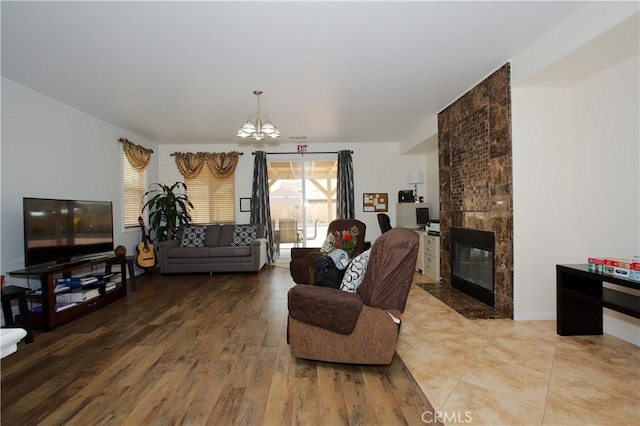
[556,264,640,336]
[1,285,34,343]
[414,230,440,281]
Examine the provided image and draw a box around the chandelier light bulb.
[237,91,279,141]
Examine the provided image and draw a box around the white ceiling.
[1,1,587,145]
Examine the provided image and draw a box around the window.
[186,170,235,223]
[122,150,146,228]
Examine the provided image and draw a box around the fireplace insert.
[451,227,495,307]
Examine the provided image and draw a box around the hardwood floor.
[1,266,437,425]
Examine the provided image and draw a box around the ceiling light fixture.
[237,90,280,141]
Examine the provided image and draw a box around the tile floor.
[398,274,640,425]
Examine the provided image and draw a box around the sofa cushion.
[204,224,221,247]
[180,225,208,247]
[208,246,252,257]
[231,224,257,246]
[167,247,211,258]
[218,224,236,246]
[340,249,371,293]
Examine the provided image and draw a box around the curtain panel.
[337,150,355,219]
[251,151,276,263]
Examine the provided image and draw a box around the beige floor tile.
[401,338,478,410]
[476,335,556,373]
[556,335,639,370]
[440,381,544,426]
[401,286,640,425]
[460,357,550,408]
[546,374,640,425]
[551,351,639,398]
[422,323,491,353]
[490,319,558,346]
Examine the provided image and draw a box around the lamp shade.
[407,170,424,185]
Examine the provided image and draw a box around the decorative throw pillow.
[231,225,257,246]
[340,249,371,293]
[180,225,207,248]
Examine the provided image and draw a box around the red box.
[630,260,640,282]
[604,258,631,278]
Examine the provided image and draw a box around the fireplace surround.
[451,227,495,307]
[438,63,513,318]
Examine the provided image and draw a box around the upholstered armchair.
[287,227,419,365]
[289,219,366,285]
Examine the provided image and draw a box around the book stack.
[28,272,122,314]
[31,302,78,313]
[55,276,99,288]
[104,274,120,292]
[56,287,101,303]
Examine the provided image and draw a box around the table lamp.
[407,170,423,203]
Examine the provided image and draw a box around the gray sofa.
[157,223,267,274]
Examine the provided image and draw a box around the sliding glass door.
[267,158,337,259]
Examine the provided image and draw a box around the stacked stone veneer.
[438,63,513,318]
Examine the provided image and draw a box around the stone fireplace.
[438,63,513,318]
[451,227,495,307]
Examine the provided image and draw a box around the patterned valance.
[173,151,241,180]
[119,138,153,171]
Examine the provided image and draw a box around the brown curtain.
[119,137,153,171]
[174,151,241,179]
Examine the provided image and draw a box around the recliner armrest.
[290,247,320,259]
[288,285,363,335]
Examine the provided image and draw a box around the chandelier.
[237,90,280,141]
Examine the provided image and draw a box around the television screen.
[23,197,114,267]
[416,207,430,227]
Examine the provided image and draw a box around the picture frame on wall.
[239,198,251,212]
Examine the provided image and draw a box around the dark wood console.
[556,264,640,336]
[9,256,127,331]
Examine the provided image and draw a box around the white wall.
[156,142,427,243]
[1,78,159,281]
[512,55,640,343]
[0,76,428,280]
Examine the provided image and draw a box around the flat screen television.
[23,197,114,267]
[416,207,430,229]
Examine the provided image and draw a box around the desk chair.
[377,213,392,234]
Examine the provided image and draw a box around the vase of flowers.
[321,226,360,257]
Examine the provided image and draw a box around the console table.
[556,264,640,336]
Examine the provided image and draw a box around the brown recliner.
[289,219,366,285]
[287,227,419,365]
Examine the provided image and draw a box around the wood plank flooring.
[1,265,437,425]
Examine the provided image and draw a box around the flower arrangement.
[321,226,360,257]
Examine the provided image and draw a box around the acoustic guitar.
[136,216,156,270]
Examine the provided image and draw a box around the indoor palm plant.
[142,182,193,242]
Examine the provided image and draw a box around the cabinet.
[415,231,440,281]
[396,203,430,229]
[9,256,127,331]
[556,264,640,336]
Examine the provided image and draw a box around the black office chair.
[377,213,392,234]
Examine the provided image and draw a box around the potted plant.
[114,245,127,256]
[142,182,193,242]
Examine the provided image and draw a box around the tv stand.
[9,256,127,331]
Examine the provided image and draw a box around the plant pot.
[114,249,127,256]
